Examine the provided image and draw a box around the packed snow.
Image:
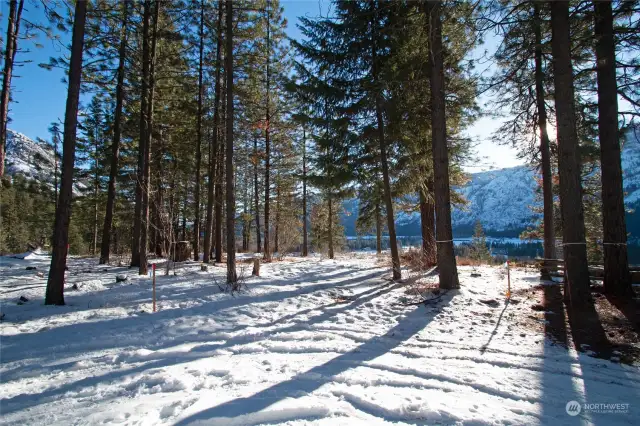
[1,252,639,425]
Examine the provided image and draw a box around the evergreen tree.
[470,221,491,263]
[550,0,590,307]
[45,0,87,306]
[593,0,632,296]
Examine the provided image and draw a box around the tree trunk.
[533,3,557,278]
[131,0,152,268]
[0,0,23,177]
[371,5,401,280]
[139,0,160,276]
[375,202,382,254]
[99,1,129,265]
[328,196,334,259]
[427,1,459,289]
[254,137,262,253]
[45,0,86,305]
[215,67,226,263]
[419,184,436,266]
[192,0,205,261]
[263,1,272,262]
[550,0,590,306]
[93,128,99,256]
[225,0,237,285]
[53,133,58,209]
[206,3,224,263]
[242,168,249,252]
[274,180,280,253]
[302,129,308,256]
[594,0,632,296]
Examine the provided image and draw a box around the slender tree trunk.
[427,1,459,289]
[263,0,272,262]
[45,0,86,305]
[594,0,632,296]
[550,0,590,306]
[275,178,280,253]
[372,12,402,280]
[193,0,205,261]
[53,135,58,209]
[371,6,400,280]
[182,194,187,241]
[100,1,129,265]
[0,0,23,177]
[131,0,152,268]
[302,129,308,256]
[328,196,334,259]
[215,70,226,263]
[254,137,262,253]
[375,202,382,253]
[206,0,224,263]
[534,3,557,278]
[242,168,249,252]
[225,0,237,284]
[420,184,437,266]
[140,1,160,276]
[93,130,99,256]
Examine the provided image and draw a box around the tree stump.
[173,241,192,262]
[252,258,260,277]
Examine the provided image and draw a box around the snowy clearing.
[1,253,639,425]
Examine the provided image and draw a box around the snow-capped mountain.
[450,165,538,235]
[4,129,88,194]
[343,127,640,238]
[5,129,58,185]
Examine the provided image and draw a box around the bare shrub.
[400,248,437,271]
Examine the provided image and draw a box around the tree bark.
[302,128,308,256]
[215,67,226,263]
[0,0,23,177]
[204,0,224,263]
[274,178,280,253]
[550,0,590,306]
[427,0,459,289]
[225,0,237,284]
[100,0,129,265]
[45,0,86,305]
[533,3,557,278]
[371,3,401,280]
[193,0,205,261]
[263,0,272,262]
[594,0,632,296]
[139,1,160,276]
[375,202,382,254]
[328,196,334,259]
[131,0,152,268]
[420,183,437,266]
[254,137,262,253]
[93,126,99,256]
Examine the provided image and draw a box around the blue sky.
[4,0,522,171]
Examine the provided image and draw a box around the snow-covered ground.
[1,252,639,425]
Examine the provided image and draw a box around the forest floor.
[1,251,639,425]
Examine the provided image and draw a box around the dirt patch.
[534,283,640,364]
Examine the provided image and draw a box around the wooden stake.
[152,263,156,312]
[506,260,511,299]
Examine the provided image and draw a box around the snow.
[1,252,639,425]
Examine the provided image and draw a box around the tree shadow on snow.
[172,293,455,425]
[539,283,640,424]
[1,267,429,419]
[0,262,371,326]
